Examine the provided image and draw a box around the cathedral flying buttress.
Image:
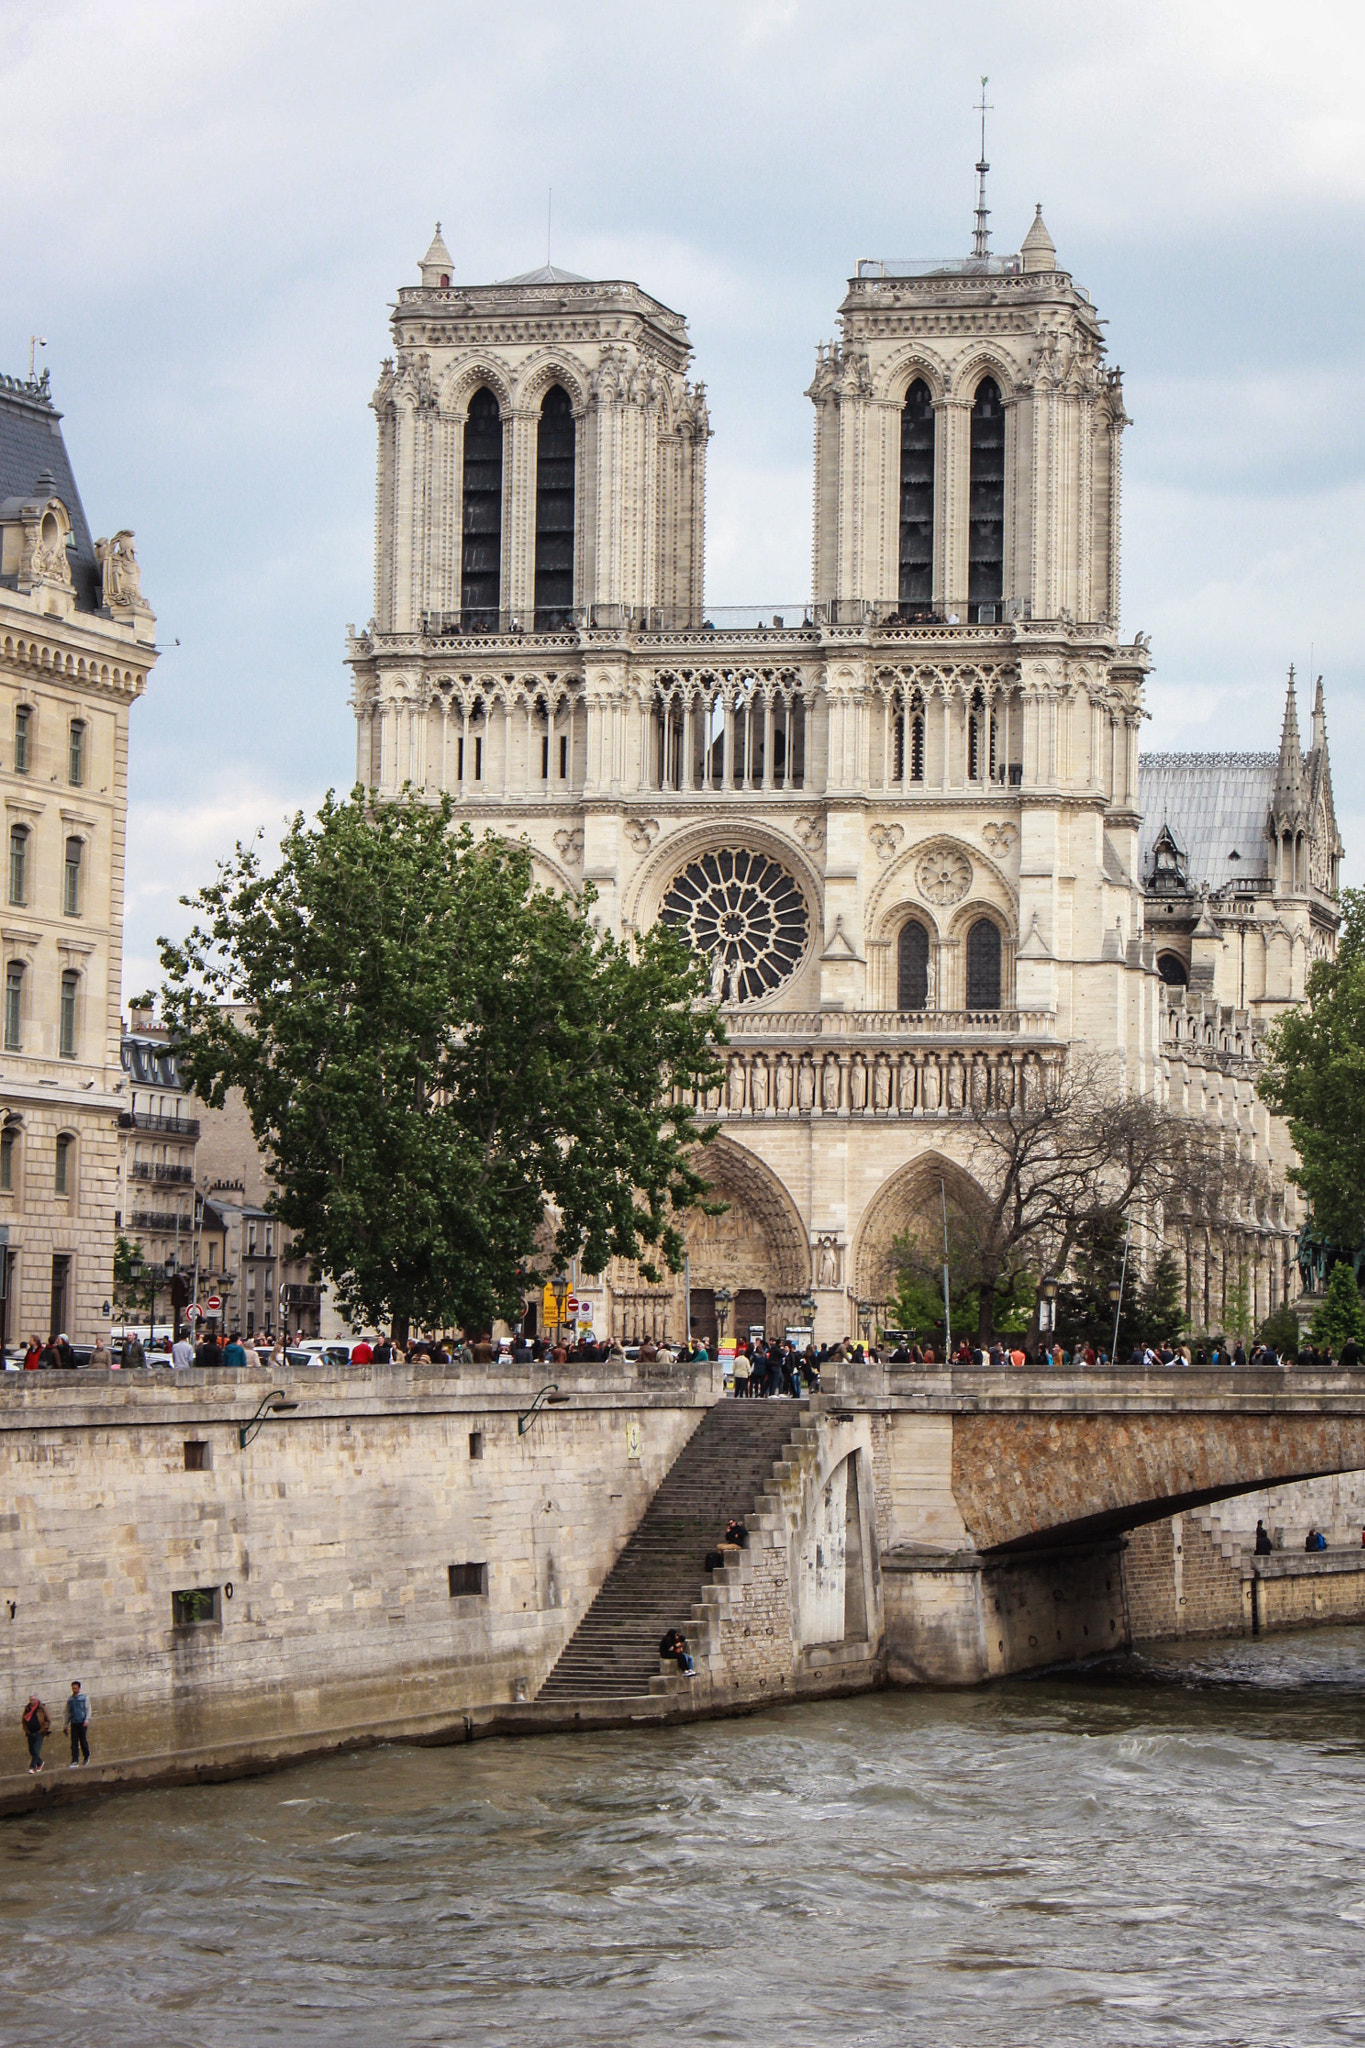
[347,205,1326,1345]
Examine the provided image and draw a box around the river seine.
[2,1628,1363,2046]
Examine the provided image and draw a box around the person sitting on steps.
[659,1628,695,1676]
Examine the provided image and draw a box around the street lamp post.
[715,1286,732,1348]
[1038,1274,1059,1340]
[1108,1275,1124,1362]
[552,1272,569,1341]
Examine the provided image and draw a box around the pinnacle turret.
[1311,672,1327,755]
[1271,666,1307,821]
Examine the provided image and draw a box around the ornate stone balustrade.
[692,1038,1063,1120]
[1161,990,1266,1073]
[720,1007,1055,1042]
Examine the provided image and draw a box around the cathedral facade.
[347,216,1330,1347]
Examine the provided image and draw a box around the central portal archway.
[610,1136,811,1346]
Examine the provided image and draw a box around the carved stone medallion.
[916,844,972,906]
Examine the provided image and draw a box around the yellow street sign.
[542,1283,560,1324]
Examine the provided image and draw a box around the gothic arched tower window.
[898,379,935,614]
[461,387,503,630]
[965,917,1002,1010]
[968,376,1005,623]
[535,384,576,628]
[897,920,930,1011]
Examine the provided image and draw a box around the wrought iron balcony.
[130,1162,195,1183]
[119,1109,200,1137]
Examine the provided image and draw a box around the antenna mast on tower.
[972,76,993,258]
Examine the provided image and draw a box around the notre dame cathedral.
[346,199,1341,1348]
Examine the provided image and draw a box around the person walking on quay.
[64,1681,90,1767]
[731,1348,751,1398]
[22,1336,41,1371]
[171,1331,194,1369]
[194,1330,221,1369]
[221,1331,249,1369]
[123,1329,145,1371]
[89,1335,110,1370]
[21,1695,49,1773]
[56,1333,76,1371]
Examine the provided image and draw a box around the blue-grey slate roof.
[0,371,100,611]
[1138,753,1277,891]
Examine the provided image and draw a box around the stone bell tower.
[809,205,1127,629]
[370,227,710,636]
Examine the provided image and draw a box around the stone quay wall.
[0,1362,717,1768]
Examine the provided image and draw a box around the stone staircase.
[535,1399,810,1704]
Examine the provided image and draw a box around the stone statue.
[797,1059,816,1110]
[727,1060,746,1113]
[821,1058,841,1112]
[817,1236,840,1287]
[1022,1058,1042,1109]
[849,1059,867,1111]
[873,1059,891,1112]
[946,1060,965,1112]
[897,1059,916,1113]
[709,952,730,1003]
[922,1059,941,1113]
[970,1059,988,1114]
[774,1058,793,1112]
[95,530,142,610]
[750,1060,769,1113]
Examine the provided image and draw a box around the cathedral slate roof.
[494,264,591,286]
[1137,753,1278,891]
[0,371,100,611]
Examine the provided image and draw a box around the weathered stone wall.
[0,1363,714,1764]
[1122,1512,1249,1640]
[883,1544,1128,1686]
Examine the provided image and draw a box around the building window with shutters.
[898,378,936,615]
[461,387,503,631]
[68,720,86,788]
[8,826,27,907]
[968,377,1005,623]
[4,962,23,1052]
[13,705,31,775]
[534,384,576,628]
[63,837,82,917]
[59,969,78,1059]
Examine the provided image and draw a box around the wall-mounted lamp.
[518,1383,571,1436]
[238,1390,299,1450]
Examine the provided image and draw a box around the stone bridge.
[820,1362,1365,1685]
[833,1361,1365,1552]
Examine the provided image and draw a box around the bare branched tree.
[936,1049,1235,1342]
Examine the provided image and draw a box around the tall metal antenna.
[28,336,46,381]
[972,75,993,258]
[547,187,552,267]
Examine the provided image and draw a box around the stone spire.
[419,223,454,287]
[1311,672,1327,755]
[1020,205,1057,273]
[1271,666,1307,821]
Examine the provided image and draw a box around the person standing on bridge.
[64,1681,90,1767]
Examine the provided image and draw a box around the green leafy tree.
[1311,1259,1363,1353]
[159,791,725,1343]
[1259,889,1365,1244]
[112,1233,156,1327]
[1257,1303,1302,1357]
[1058,1221,1186,1357]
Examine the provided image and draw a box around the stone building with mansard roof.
[347,202,1320,1349]
[0,368,156,1348]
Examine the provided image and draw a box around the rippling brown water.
[2,1628,1365,2046]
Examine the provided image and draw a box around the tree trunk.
[976,1279,997,1345]
[391,1312,410,1349]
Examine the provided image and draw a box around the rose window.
[660,849,809,1003]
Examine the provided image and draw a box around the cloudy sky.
[4,0,1363,992]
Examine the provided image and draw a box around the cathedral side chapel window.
[965,917,1002,1011]
[534,385,576,629]
[461,387,504,631]
[899,379,935,615]
[968,378,1005,623]
[897,919,930,1011]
